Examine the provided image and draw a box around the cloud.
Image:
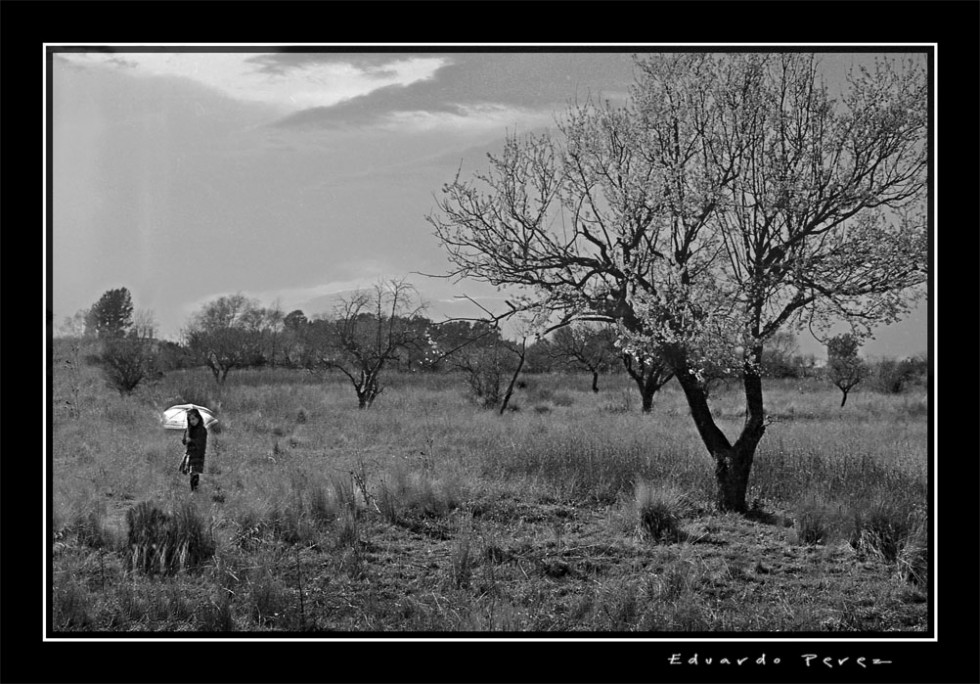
[245,52,445,76]
[55,51,449,112]
[377,103,554,134]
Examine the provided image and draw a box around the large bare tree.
[428,53,927,512]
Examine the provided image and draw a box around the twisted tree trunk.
[673,346,767,513]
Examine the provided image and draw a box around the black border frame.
[7,1,977,682]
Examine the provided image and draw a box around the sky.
[48,47,929,359]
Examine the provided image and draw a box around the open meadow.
[49,340,929,633]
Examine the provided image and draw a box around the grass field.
[49,341,930,633]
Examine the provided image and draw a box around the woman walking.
[180,408,208,492]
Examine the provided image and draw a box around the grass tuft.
[850,501,928,584]
[634,481,687,543]
[125,501,214,575]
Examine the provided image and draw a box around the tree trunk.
[714,444,754,513]
[673,345,767,514]
[640,386,654,413]
[623,354,670,414]
[357,378,381,409]
[839,390,849,407]
[591,371,600,393]
[499,339,527,415]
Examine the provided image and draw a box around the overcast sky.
[49,48,929,358]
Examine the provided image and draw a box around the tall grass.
[125,501,214,575]
[50,354,929,631]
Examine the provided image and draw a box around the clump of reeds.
[125,501,214,576]
[377,468,463,524]
[850,501,928,584]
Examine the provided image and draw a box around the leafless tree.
[550,323,619,393]
[305,279,427,409]
[98,309,160,395]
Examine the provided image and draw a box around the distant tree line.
[58,285,928,410]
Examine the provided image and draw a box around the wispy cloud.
[57,52,449,112]
[378,104,554,134]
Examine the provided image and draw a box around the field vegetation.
[50,338,928,633]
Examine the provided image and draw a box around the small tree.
[281,309,311,368]
[98,310,160,396]
[550,323,618,392]
[304,279,426,409]
[826,333,868,407]
[621,352,674,412]
[185,293,267,383]
[88,287,134,339]
[449,334,527,412]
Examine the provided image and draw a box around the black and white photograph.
[29,15,974,681]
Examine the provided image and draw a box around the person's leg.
[190,472,200,491]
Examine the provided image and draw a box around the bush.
[99,334,160,396]
[872,358,917,394]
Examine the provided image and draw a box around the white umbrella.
[162,404,218,430]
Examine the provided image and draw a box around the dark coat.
[183,423,208,472]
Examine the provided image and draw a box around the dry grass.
[49,354,929,633]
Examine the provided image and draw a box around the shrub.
[872,358,917,394]
[98,333,160,396]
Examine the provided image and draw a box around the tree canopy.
[88,287,134,339]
